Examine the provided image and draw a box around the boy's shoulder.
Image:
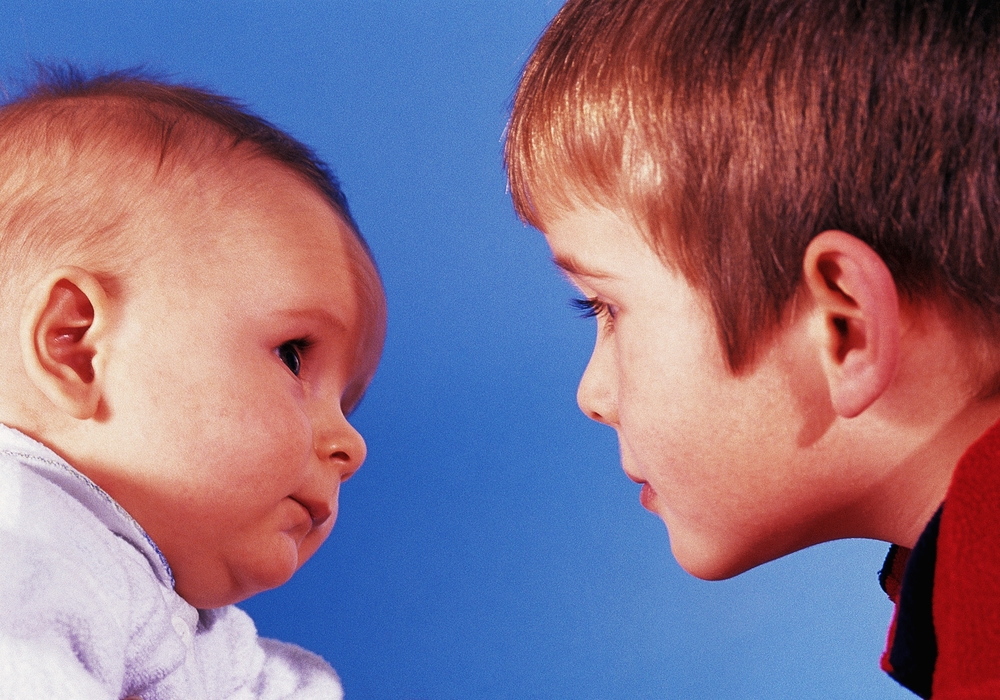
[880,417,1000,696]
[930,419,1000,695]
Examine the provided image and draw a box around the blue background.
[0,2,911,698]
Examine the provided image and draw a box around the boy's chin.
[667,529,771,581]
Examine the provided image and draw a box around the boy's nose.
[314,411,367,482]
[576,340,618,427]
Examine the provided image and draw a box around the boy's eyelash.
[570,296,611,319]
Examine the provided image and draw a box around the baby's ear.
[801,230,900,418]
[21,267,110,420]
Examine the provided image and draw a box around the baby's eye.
[570,296,616,321]
[276,339,311,377]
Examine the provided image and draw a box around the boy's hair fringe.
[507,0,1000,376]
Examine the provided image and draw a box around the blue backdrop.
[0,2,911,698]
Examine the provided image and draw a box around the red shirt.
[881,420,1000,698]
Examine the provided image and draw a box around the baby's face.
[83,163,381,608]
[543,205,871,580]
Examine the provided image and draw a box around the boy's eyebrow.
[551,254,614,280]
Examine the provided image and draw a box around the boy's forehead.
[530,170,662,243]
[543,202,674,274]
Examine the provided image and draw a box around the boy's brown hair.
[506,0,1000,373]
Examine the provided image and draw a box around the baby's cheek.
[245,408,314,475]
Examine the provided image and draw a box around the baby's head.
[0,68,386,608]
[507,0,1000,577]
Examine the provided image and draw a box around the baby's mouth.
[291,497,332,529]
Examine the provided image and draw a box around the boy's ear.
[802,230,900,418]
[21,267,110,420]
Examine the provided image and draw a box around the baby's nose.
[314,416,367,481]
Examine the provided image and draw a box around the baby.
[0,69,385,698]
[506,0,1000,696]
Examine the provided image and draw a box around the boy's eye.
[570,296,615,321]
[276,340,308,376]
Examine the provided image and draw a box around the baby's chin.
[173,541,307,609]
[171,514,338,608]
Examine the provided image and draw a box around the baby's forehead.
[136,155,335,244]
[141,158,385,335]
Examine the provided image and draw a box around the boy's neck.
[847,306,1000,548]
[889,394,1000,547]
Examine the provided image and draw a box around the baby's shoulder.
[0,446,152,594]
[0,446,189,691]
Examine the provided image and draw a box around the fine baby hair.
[0,65,364,290]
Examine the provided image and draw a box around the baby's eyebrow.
[273,307,350,332]
[551,254,614,280]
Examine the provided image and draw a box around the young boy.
[0,69,385,699]
[506,0,1000,696]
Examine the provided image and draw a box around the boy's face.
[543,205,864,580]
[77,163,381,608]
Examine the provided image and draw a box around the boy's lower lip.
[639,482,656,511]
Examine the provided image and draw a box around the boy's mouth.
[638,483,656,512]
[623,470,657,512]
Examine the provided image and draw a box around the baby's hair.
[507,0,1000,372]
[0,65,374,289]
[0,66,385,385]
[38,66,356,225]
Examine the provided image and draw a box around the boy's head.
[507,0,1000,578]
[0,68,386,608]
